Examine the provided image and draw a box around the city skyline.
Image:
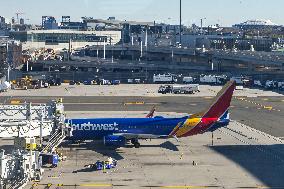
[0,0,283,26]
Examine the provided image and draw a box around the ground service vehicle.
[172,84,200,94]
[278,82,284,90]
[253,80,263,88]
[158,85,173,94]
[98,79,111,85]
[200,75,227,85]
[0,81,11,92]
[111,80,120,85]
[265,80,278,89]
[230,77,244,85]
[153,74,178,84]
[183,77,194,84]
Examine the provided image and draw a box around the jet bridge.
[0,99,70,189]
[0,100,65,138]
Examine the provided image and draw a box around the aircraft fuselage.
[66,116,229,141]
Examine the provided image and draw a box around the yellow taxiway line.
[80,184,113,187]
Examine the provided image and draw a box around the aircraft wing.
[113,133,167,140]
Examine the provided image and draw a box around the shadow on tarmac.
[209,144,284,188]
[0,145,15,154]
[73,166,95,173]
[61,140,179,161]
[61,140,125,160]
[140,141,180,152]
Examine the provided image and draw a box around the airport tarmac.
[0,84,283,188]
[0,94,283,137]
[21,111,284,189]
[2,84,283,97]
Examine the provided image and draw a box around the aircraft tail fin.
[168,81,236,138]
[192,80,236,119]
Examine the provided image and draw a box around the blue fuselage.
[67,117,187,140]
[66,116,229,141]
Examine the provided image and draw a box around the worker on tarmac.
[107,157,113,164]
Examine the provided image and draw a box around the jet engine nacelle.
[103,135,126,147]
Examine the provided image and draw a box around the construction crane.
[15,12,25,24]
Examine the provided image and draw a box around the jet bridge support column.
[40,107,44,146]
[27,102,32,121]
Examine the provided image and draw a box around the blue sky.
[0,0,282,26]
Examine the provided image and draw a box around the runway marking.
[143,185,282,189]
[34,183,113,187]
[64,102,120,105]
[159,186,275,189]
[80,184,113,187]
[65,102,160,105]
[223,122,284,160]
[32,183,38,187]
[8,102,124,105]
[237,97,245,100]
[7,102,160,105]
[204,97,213,99]
[158,185,220,188]
[124,102,145,105]
[264,106,273,111]
[34,183,277,189]
[10,100,21,104]
[234,97,281,112]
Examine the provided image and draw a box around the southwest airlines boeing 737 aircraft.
[66,81,236,148]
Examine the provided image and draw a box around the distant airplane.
[66,81,236,148]
[146,106,156,118]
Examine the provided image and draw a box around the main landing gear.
[131,138,141,148]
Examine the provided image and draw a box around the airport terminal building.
[10,30,121,50]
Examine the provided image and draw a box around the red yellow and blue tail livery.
[66,81,236,148]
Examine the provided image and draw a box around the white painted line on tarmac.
[63,102,160,105]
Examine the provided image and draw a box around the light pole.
[103,38,106,59]
[179,0,182,45]
[26,60,29,72]
[6,42,10,82]
[145,27,148,48]
[140,41,143,58]
[200,18,206,35]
